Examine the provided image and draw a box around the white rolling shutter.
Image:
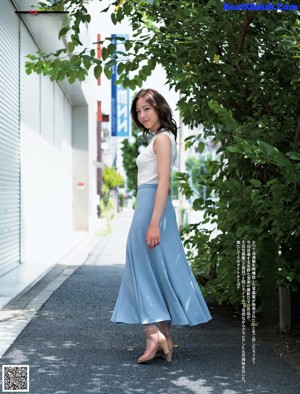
[40,77,56,240]
[40,81,73,246]
[20,29,73,263]
[20,23,41,263]
[61,95,72,233]
[0,0,21,276]
[54,86,72,235]
[1,2,74,274]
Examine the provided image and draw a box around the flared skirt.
[110,184,213,326]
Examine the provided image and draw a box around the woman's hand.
[146,224,160,249]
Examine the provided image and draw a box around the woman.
[111,88,212,363]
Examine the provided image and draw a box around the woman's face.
[136,97,160,133]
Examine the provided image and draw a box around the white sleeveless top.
[136,130,177,186]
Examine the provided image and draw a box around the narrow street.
[1,210,300,394]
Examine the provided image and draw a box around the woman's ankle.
[143,323,158,335]
[159,321,171,337]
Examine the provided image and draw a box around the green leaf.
[257,140,275,157]
[57,70,65,81]
[226,145,243,154]
[25,67,33,75]
[100,5,110,13]
[286,151,300,161]
[124,61,137,72]
[94,64,102,79]
[71,35,83,46]
[249,179,262,188]
[107,43,117,55]
[102,47,109,61]
[138,70,148,81]
[198,141,205,153]
[68,41,75,53]
[104,66,113,79]
[124,40,132,51]
[111,12,117,25]
[266,179,278,187]
[70,55,81,65]
[134,75,143,88]
[68,73,76,84]
[275,26,286,33]
[128,80,137,90]
[185,140,193,150]
[122,78,130,88]
[83,57,92,70]
[26,54,37,61]
[148,58,156,70]
[78,71,86,81]
[117,62,126,74]
[106,59,117,67]
[141,65,151,76]
[58,26,70,39]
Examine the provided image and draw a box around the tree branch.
[237,11,256,56]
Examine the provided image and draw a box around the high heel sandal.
[154,335,174,362]
[163,335,173,362]
[155,322,174,362]
[138,326,170,364]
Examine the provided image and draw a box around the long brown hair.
[130,88,177,141]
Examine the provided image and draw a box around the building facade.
[0,0,97,284]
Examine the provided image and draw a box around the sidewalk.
[0,209,133,359]
[0,231,96,310]
[0,209,300,393]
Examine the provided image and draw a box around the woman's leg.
[159,321,171,337]
[138,324,169,363]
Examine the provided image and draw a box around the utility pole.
[96,33,103,199]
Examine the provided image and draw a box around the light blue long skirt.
[110,184,213,326]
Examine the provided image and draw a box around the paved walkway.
[0,209,300,393]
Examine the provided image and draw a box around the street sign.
[111,34,131,138]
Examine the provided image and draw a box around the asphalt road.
[1,210,300,394]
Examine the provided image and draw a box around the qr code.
[2,365,29,392]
